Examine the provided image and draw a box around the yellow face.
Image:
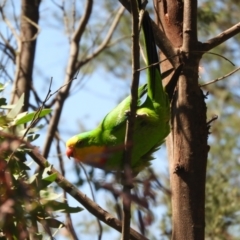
[66,136,107,168]
[75,145,107,164]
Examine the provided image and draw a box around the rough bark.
[154,0,208,239]
[11,0,40,111]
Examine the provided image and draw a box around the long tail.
[141,11,166,104]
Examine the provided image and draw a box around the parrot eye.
[76,140,83,147]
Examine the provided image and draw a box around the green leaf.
[14,150,28,163]
[0,82,8,92]
[6,94,24,119]
[43,200,84,213]
[40,190,62,201]
[0,115,9,127]
[15,109,52,125]
[0,98,7,106]
[26,134,40,142]
[0,104,15,110]
[39,173,57,190]
[28,173,39,184]
[19,125,44,136]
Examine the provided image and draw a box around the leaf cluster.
[0,84,83,239]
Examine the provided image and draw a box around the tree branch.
[119,0,177,67]
[42,2,124,159]
[201,22,240,52]
[121,0,140,238]
[56,136,79,240]
[42,0,93,158]
[29,150,148,240]
[200,66,240,87]
[182,0,198,52]
[75,6,125,69]
[8,0,40,112]
[0,130,148,240]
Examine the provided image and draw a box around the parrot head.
[66,132,108,169]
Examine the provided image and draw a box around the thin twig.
[56,136,79,240]
[42,0,93,158]
[8,78,53,161]
[104,35,130,48]
[99,183,149,209]
[0,33,16,62]
[0,131,147,240]
[80,6,125,61]
[75,5,125,69]
[118,0,178,68]
[21,16,40,42]
[0,7,23,103]
[10,0,20,30]
[121,0,140,239]
[200,66,240,87]
[42,2,125,159]
[79,163,103,240]
[0,131,149,240]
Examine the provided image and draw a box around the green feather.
[66,10,171,174]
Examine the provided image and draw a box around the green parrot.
[66,11,180,174]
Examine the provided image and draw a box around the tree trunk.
[11,0,41,112]
[154,0,208,239]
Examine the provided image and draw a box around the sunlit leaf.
[28,173,39,184]
[0,115,9,127]
[43,200,84,213]
[6,94,24,119]
[15,109,52,125]
[26,134,40,142]
[19,125,44,136]
[40,190,62,201]
[0,104,15,110]
[39,173,57,190]
[0,82,8,92]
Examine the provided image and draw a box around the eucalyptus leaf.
[0,116,9,127]
[0,104,15,110]
[19,125,44,136]
[28,173,39,184]
[0,82,8,92]
[39,173,57,190]
[0,98,7,106]
[6,94,24,119]
[43,200,84,213]
[40,190,62,201]
[26,134,40,142]
[15,108,52,125]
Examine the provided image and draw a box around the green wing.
[98,9,170,172]
[100,84,147,131]
[142,11,167,106]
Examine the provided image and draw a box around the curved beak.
[66,147,73,159]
